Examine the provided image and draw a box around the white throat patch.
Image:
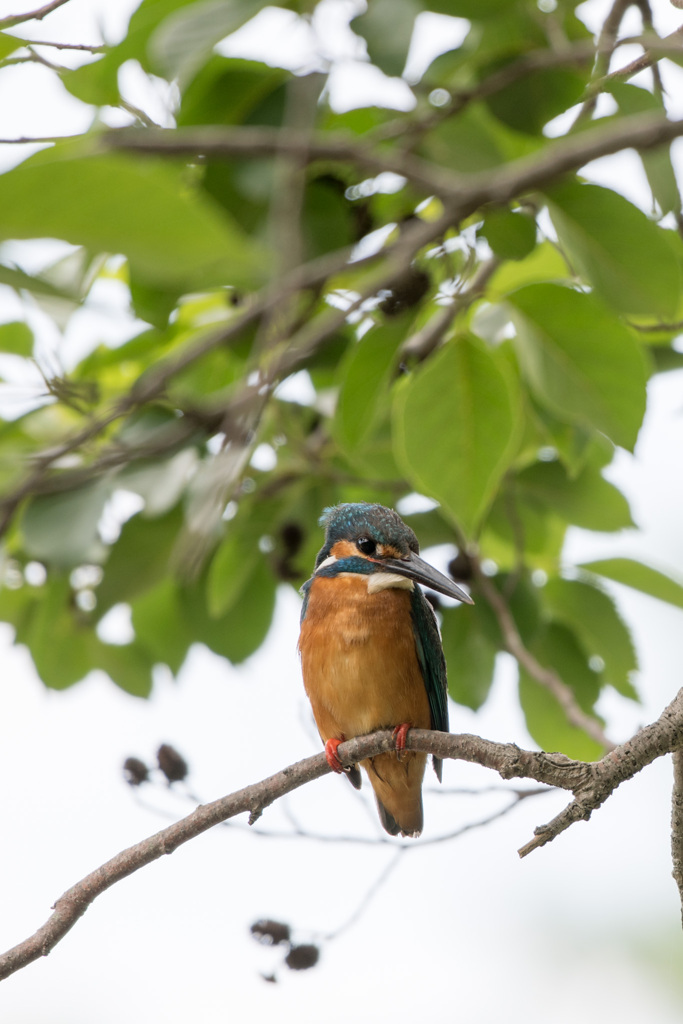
[367,572,414,594]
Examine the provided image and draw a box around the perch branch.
[2,692,683,982]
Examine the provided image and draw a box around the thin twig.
[0,0,71,29]
[474,566,615,752]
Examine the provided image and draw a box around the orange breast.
[298,574,431,743]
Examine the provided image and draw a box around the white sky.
[1,1,683,1021]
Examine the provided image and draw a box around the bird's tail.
[362,751,427,838]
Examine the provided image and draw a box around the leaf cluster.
[1,0,683,756]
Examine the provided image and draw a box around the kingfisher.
[298,503,473,838]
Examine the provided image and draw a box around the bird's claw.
[393,723,412,760]
[324,737,345,774]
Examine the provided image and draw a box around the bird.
[298,502,473,838]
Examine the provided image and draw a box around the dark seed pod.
[285,944,320,971]
[448,551,473,582]
[123,757,149,787]
[250,919,291,946]
[156,744,189,783]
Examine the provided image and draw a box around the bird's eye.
[357,537,377,556]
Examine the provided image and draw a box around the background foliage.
[2,0,683,764]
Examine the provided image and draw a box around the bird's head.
[313,503,473,604]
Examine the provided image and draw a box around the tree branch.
[102,110,683,210]
[671,748,683,925]
[474,568,615,752]
[2,692,682,982]
[0,0,71,28]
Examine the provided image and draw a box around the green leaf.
[0,321,33,356]
[62,0,205,106]
[487,240,571,299]
[607,83,681,216]
[16,577,93,690]
[21,481,110,567]
[480,208,536,261]
[351,0,419,77]
[132,579,193,673]
[0,32,26,60]
[519,622,604,760]
[546,182,681,317]
[92,639,154,697]
[97,505,184,612]
[441,603,498,710]
[334,320,404,455]
[149,0,268,87]
[393,334,520,539]
[486,66,586,136]
[517,460,633,532]
[0,144,269,291]
[207,497,281,617]
[184,555,275,663]
[579,557,683,611]
[542,578,639,699]
[508,283,647,451]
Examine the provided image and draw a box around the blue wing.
[410,586,449,782]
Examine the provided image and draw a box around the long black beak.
[379,552,474,605]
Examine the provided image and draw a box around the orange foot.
[393,723,412,758]
[325,737,345,774]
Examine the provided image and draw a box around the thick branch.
[2,693,682,982]
[103,111,683,210]
[671,748,683,925]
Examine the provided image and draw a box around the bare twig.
[474,567,615,752]
[0,0,71,29]
[2,694,683,982]
[399,257,501,363]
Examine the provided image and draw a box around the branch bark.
[102,110,683,209]
[2,689,682,983]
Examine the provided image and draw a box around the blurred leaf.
[487,240,571,299]
[519,622,604,760]
[351,0,419,77]
[97,505,184,612]
[0,144,269,291]
[149,0,268,87]
[302,177,356,260]
[486,66,586,136]
[546,182,681,318]
[177,56,287,127]
[0,32,26,59]
[607,83,681,216]
[21,481,110,567]
[15,577,93,690]
[517,460,633,532]
[579,557,683,611]
[62,0,205,106]
[393,334,521,539]
[119,449,198,517]
[93,639,154,697]
[508,283,647,451]
[0,321,33,356]
[480,208,536,261]
[207,497,282,617]
[185,555,275,663]
[542,577,639,699]
[441,603,497,710]
[334,319,404,455]
[132,579,193,673]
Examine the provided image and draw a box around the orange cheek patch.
[330,539,362,559]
